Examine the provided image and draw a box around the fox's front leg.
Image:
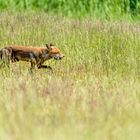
[37,65,53,71]
[37,59,53,71]
[29,58,37,73]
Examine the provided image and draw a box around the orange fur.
[0,43,64,70]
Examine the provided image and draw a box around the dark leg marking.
[38,65,53,70]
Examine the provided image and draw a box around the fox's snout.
[53,54,65,60]
[58,56,64,60]
[60,54,65,59]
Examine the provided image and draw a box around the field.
[0,12,140,140]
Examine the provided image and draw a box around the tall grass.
[0,12,140,139]
[0,0,140,19]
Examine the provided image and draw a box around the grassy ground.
[0,12,140,140]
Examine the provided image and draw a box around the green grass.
[0,0,140,20]
[0,12,140,140]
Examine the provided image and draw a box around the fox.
[0,43,64,70]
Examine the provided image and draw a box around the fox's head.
[46,43,65,60]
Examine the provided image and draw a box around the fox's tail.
[0,48,12,67]
[0,49,2,59]
[0,49,4,66]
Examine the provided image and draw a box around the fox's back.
[5,46,46,54]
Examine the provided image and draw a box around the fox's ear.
[49,43,54,46]
[45,44,51,50]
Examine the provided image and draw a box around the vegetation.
[0,0,140,19]
[0,12,140,140]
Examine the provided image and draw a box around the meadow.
[0,12,140,140]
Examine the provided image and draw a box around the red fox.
[0,43,64,70]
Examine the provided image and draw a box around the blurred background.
[0,0,140,19]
